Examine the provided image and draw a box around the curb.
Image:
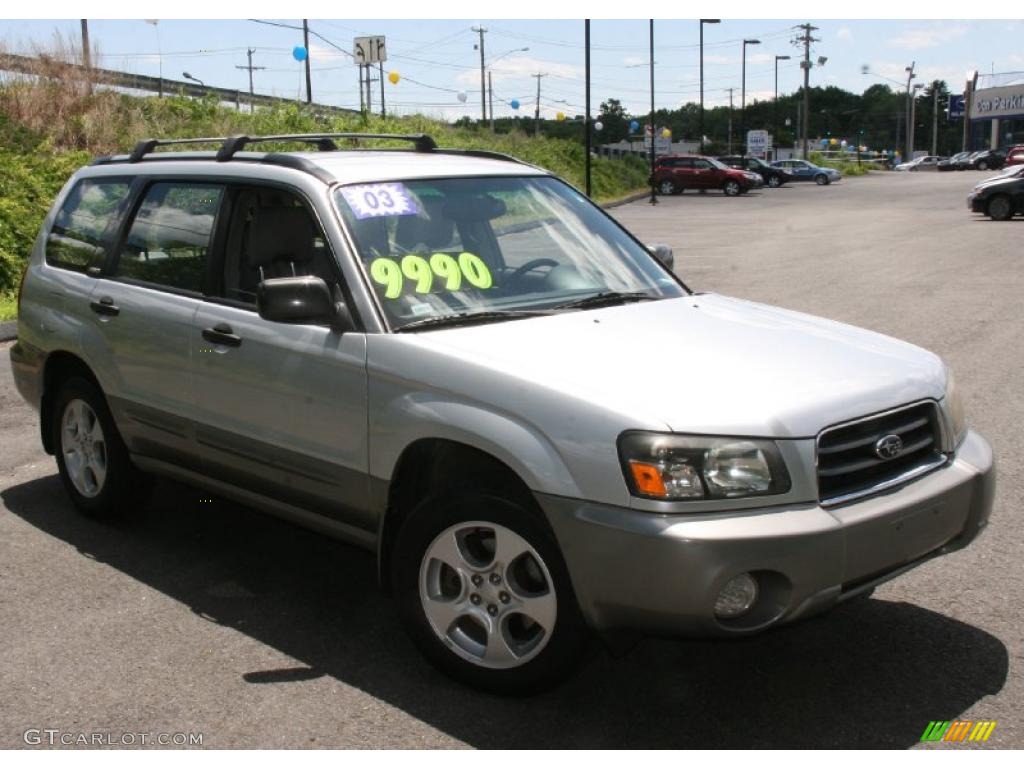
[601,190,652,210]
[0,321,16,343]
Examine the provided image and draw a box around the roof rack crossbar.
[215,132,438,161]
[128,137,231,163]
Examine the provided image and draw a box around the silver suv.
[10,132,995,693]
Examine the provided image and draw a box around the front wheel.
[987,194,1014,221]
[767,175,782,188]
[393,493,588,694]
[658,179,677,195]
[814,173,829,185]
[723,180,742,196]
[52,377,149,518]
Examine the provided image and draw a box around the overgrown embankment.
[0,76,649,317]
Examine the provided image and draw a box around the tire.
[51,376,149,519]
[723,180,742,196]
[987,194,1014,221]
[658,179,677,195]
[393,492,588,694]
[814,173,829,185]
[767,174,782,188]
[977,160,988,171]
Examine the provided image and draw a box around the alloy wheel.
[61,399,107,498]
[419,521,557,670]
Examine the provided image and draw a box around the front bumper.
[968,193,986,213]
[538,429,994,638]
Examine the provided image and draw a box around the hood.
[394,294,947,438]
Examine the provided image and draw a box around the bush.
[809,151,871,177]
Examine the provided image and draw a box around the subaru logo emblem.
[875,434,904,460]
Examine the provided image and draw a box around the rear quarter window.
[46,178,131,271]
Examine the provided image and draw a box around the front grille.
[817,402,946,505]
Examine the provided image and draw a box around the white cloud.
[623,56,645,67]
[837,27,853,41]
[457,55,582,85]
[888,23,967,51]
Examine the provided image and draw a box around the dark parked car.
[652,155,763,196]
[771,159,841,184]
[970,149,1005,171]
[938,151,972,171]
[717,155,792,187]
[968,172,1024,220]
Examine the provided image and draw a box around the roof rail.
[215,132,438,161]
[124,132,438,163]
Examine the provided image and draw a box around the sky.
[2,7,1023,122]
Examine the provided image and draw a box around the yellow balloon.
[829,137,838,146]
[661,128,672,139]
[388,71,400,85]
[556,111,566,121]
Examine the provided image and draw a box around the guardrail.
[0,52,357,116]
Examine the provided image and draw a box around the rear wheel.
[814,173,829,185]
[393,492,588,694]
[977,160,989,171]
[52,377,149,518]
[987,194,1014,221]
[723,180,742,196]
[658,179,677,195]
[767,175,782,188]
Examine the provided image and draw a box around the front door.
[191,184,372,533]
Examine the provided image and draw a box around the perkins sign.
[971,85,1024,120]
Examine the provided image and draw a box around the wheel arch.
[377,437,553,594]
[40,350,102,455]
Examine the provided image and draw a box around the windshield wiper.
[394,309,552,333]
[552,291,656,311]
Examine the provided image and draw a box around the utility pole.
[726,87,735,153]
[904,61,916,160]
[794,23,819,159]
[649,19,657,206]
[235,48,266,114]
[472,26,487,124]
[533,73,545,137]
[302,19,312,104]
[585,19,592,198]
[931,84,938,155]
[80,19,92,95]
[488,71,494,130]
[365,65,373,117]
[380,61,386,117]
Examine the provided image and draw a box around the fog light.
[714,573,758,618]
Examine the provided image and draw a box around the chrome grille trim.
[817,401,948,506]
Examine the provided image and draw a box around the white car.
[895,155,946,172]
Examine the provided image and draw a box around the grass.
[0,292,16,323]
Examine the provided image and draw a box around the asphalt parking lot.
[1,169,1020,749]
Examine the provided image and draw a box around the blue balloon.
[292,46,308,62]
[629,120,640,133]
[510,99,520,110]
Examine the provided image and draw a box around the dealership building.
[970,71,1024,149]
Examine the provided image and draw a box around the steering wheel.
[502,258,559,288]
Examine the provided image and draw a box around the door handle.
[89,296,120,317]
[202,322,243,348]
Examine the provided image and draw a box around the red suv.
[1005,145,1024,167]
[652,155,763,196]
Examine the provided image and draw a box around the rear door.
[82,179,225,469]
[191,183,372,534]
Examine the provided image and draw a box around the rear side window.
[46,179,130,271]
[115,182,224,293]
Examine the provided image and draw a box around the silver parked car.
[10,132,994,694]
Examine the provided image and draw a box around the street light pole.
[904,61,916,160]
[774,55,791,155]
[472,26,487,124]
[741,39,760,146]
[910,82,923,158]
[487,46,529,132]
[585,19,592,198]
[931,83,939,155]
[699,19,720,153]
[649,19,657,206]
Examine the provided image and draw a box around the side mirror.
[257,276,351,331]
[647,244,675,270]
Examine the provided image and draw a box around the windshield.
[333,176,685,330]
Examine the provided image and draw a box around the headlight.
[618,432,791,501]
[944,368,967,448]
